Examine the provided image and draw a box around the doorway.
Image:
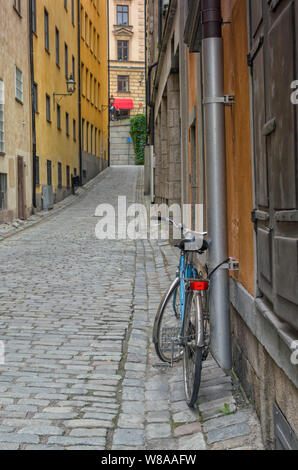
[17,156,26,220]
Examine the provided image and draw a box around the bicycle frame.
[173,251,199,336]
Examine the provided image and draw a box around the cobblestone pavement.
[0,166,264,450]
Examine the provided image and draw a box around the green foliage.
[218,403,234,416]
[130,114,146,165]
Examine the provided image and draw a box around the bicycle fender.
[152,276,180,345]
[194,293,205,348]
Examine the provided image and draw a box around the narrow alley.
[0,167,263,450]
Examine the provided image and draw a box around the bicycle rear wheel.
[153,278,183,363]
[183,292,203,407]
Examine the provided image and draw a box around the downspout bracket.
[203,95,235,105]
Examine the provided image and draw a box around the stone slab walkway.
[0,166,264,450]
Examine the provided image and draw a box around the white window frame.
[15,66,23,103]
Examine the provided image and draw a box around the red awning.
[114,99,134,110]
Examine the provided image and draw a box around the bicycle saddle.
[174,238,209,253]
[174,238,195,251]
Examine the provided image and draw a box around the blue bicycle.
[152,217,210,408]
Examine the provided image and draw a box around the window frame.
[117,75,130,93]
[57,162,62,188]
[44,8,50,52]
[117,5,129,26]
[117,40,129,61]
[13,0,21,16]
[55,27,60,67]
[46,93,51,123]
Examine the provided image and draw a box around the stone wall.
[231,305,298,449]
[153,73,181,207]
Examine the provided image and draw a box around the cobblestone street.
[0,167,263,450]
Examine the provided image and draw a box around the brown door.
[17,156,26,220]
[248,0,298,331]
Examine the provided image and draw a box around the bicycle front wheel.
[153,277,183,364]
[183,292,203,408]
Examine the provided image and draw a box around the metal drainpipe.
[201,0,232,371]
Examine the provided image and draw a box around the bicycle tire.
[183,291,203,408]
[153,277,184,363]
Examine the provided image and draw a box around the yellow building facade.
[33,0,80,209]
[80,0,109,180]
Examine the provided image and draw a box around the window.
[57,104,61,129]
[0,173,7,210]
[72,56,75,80]
[85,13,88,44]
[96,34,100,60]
[117,5,129,25]
[65,112,69,136]
[71,0,75,25]
[82,119,85,149]
[91,125,93,154]
[73,119,76,141]
[44,9,49,52]
[58,162,62,188]
[0,79,4,154]
[64,0,67,11]
[118,75,129,93]
[15,67,23,103]
[86,122,89,152]
[81,63,85,96]
[13,0,21,16]
[86,68,89,99]
[65,43,68,78]
[33,82,38,113]
[81,6,84,39]
[32,0,37,33]
[46,94,51,122]
[90,73,93,103]
[55,28,60,66]
[117,40,129,61]
[47,160,52,186]
[35,156,40,185]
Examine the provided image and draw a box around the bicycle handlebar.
[151,216,207,238]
